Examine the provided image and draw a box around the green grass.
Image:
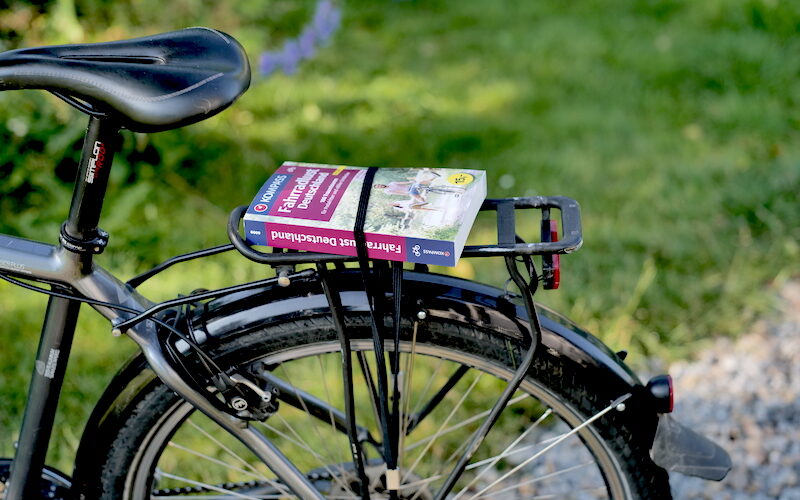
[0,0,797,474]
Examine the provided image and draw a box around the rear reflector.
[542,219,560,289]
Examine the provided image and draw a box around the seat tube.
[5,294,81,500]
[5,116,120,498]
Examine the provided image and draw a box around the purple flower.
[259,0,342,77]
[280,40,301,74]
[259,52,278,76]
[313,0,341,43]
[298,28,316,59]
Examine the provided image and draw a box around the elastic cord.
[353,167,378,262]
[352,167,396,472]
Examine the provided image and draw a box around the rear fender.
[194,271,642,391]
[71,270,646,492]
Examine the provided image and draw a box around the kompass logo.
[255,174,289,212]
[423,248,451,257]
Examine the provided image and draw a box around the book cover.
[243,162,486,266]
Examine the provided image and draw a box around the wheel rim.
[126,339,631,499]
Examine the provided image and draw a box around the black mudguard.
[192,270,643,390]
[651,414,732,481]
[71,270,650,493]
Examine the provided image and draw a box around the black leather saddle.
[0,27,251,132]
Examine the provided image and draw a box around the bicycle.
[0,27,730,499]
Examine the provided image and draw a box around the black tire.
[92,314,671,499]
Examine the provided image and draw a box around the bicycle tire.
[90,314,670,499]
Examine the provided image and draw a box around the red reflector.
[549,220,560,289]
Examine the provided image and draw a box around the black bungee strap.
[352,167,378,263]
[352,167,403,495]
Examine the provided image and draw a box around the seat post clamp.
[59,222,109,254]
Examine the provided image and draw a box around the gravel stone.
[669,281,800,499]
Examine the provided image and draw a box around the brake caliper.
[213,372,280,421]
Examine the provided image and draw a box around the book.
[243,162,487,266]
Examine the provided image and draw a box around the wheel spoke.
[409,356,446,418]
[405,364,470,434]
[277,364,352,483]
[316,355,346,446]
[356,350,383,431]
[257,419,344,476]
[451,408,553,499]
[397,322,420,487]
[184,419,270,480]
[269,380,353,494]
[153,496,286,499]
[153,470,264,499]
[404,393,529,452]
[402,372,483,484]
[466,394,631,500]
[256,419,358,498]
[473,461,595,498]
[484,485,607,500]
[166,441,292,496]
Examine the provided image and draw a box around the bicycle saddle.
[0,27,250,132]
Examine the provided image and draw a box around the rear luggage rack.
[227,195,583,265]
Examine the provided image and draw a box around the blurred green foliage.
[0,0,798,472]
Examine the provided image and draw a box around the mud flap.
[651,414,732,481]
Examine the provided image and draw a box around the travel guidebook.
[243,162,487,266]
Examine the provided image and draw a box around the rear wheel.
[94,315,670,499]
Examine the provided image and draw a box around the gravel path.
[669,281,800,499]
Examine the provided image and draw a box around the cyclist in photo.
[375,179,429,201]
[390,199,440,211]
[373,168,464,199]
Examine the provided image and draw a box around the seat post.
[62,115,121,249]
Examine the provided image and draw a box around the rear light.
[647,374,674,413]
[542,219,560,289]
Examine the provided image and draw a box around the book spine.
[243,219,269,246]
[258,223,455,265]
[265,222,355,256]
